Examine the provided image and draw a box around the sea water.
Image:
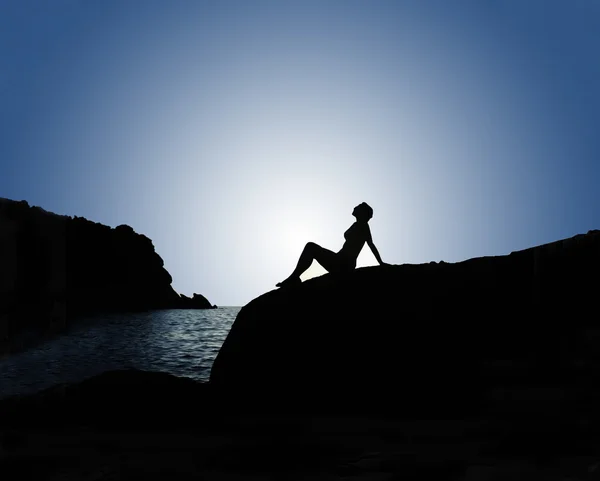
[0,307,240,399]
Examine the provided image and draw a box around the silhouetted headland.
[0,197,216,356]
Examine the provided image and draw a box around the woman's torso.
[338,221,368,263]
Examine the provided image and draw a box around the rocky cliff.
[0,198,215,355]
[210,229,600,415]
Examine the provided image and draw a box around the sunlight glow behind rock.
[2,1,599,305]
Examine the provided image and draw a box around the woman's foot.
[276,276,301,288]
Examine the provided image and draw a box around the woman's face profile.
[353,203,365,218]
[352,202,373,221]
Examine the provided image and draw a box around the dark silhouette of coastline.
[0,198,215,357]
[0,229,599,478]
[276,202,387,287]
[0,231,600,480]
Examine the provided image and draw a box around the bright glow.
[2,1,600,305]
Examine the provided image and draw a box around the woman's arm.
[365,225,388,266]
[367,240,387,265]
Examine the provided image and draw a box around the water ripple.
[0,307,240,399]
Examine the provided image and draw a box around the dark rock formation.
[0,370,211,428]
[179,293,218,309]
[1,232,600,479]
[0,198,215,355]
[211,229,600,415]
[1,368,599,479]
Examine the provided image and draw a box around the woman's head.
[353,202,373,222]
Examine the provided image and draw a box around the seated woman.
[276,202,388,288]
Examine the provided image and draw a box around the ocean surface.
[0,307,240,400]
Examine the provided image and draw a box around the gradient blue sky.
[1,0,599,306]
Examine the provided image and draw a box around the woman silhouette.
[276,202,388,288]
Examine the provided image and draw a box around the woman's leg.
[277,242,339,286]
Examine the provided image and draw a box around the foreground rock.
[0,198,215,356]
[1,369,600,480]
[0,370,210,428]
[211,229,600,415]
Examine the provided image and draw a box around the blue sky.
[1,0,599,306]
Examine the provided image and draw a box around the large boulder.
[210,230,600,415]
